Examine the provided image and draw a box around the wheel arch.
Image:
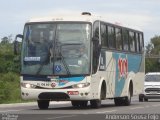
[98,78,107,100]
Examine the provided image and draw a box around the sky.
[0,0,160,45]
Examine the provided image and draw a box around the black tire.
[71,101,88,108]
[144,98,148,102]
[114,86,132,106]
[71,101,80,107]
[37,100,49,109]
[114,98,123,106]
[90,99,101,108]
[123,87,132,106]
[79,101,88,108]
[90,84,105,108]
[139,95,144,102]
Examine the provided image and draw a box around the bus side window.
[136,33,140,53]
[115,28,122,50]
[129,31,136,52]
[139,33,144,52]
[100,24,108,47]
[108,26,116,49]
[123,29,129,51]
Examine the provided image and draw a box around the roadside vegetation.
[0,35,160,104]
[145,35,160,73]
[0,35,22,104]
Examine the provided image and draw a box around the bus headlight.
[21,83,36,88]
[72,83,90,88]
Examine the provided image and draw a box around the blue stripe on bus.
[58,76,85,86]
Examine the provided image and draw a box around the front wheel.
[139,94,144,102]
[37,100,49,109]
[90,100,101,108]
[114,98,122,106]
[71,101,88,108]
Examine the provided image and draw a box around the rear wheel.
[37,100,49,109]
[123,88,132,106]
[114,85,132,106]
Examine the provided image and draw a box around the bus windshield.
[21,23,91,76]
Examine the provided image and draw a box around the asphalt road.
[0,96,160,120]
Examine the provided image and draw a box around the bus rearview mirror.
[14,34,23,55]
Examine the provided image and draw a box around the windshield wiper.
[36,50,51,75]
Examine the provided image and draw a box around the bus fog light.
[85,92,89,96]
[80,93,84,96]
[22,92,25,96]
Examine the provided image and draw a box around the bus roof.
[27,12,98,23]
[27,12,142,32]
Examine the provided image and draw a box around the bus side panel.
[90,51,116,99]
[91,51,144,99]
[112,52,144,97]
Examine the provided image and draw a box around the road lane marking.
[145,106,150,108]
[152,104,160,107]
[130,107,144,110]
[96,110,117,114]
[0,109,25,113]
[47,115,77,119]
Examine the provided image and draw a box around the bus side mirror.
[14,34,23,55]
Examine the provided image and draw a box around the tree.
[150,35,160,55]
[0,35,21,103]
[145,35,160,73]
[1,35,13,44]
[0,35,20,73]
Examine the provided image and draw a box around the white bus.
[15,12,145,109]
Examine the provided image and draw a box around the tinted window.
[100,24,108,47]
[115,28,122,50]
[139,33,144,52]
[135,33,140,52]
[123,29,129,51]
[108,26,115,49]
[129,31,136,52]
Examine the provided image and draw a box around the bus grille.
[38,92,70,100]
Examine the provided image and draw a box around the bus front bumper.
[21,87,92,101]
